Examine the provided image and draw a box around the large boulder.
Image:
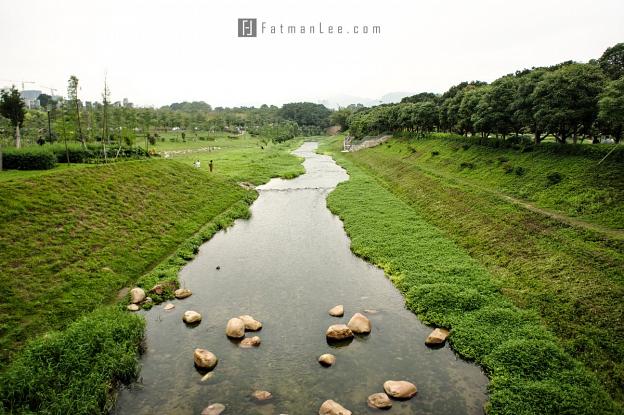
[240,336,261,348]
[347,313,371,334]
[182,310,202,324]
[328,305,344,317]
[201,403,225,415]
[319,400,352,415]
[239,314,262,331]
[252,390,272,401]
[367,393,392,409]
[226,317,245,338]
[425,328,449,346]
[318,353,336,367]
[129,287,146,304]
[326,324,354,341]
[383,380,417,399]
[174,288,192,299]
[193,349,218,370]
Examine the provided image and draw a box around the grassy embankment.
[321,136,623,414]
[0,135,303,414]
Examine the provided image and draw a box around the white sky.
[1,0,622,107]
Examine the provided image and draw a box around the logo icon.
[238,18,257,37]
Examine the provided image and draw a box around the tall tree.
[598,77,624,143]
[0,86,26,149]
[67,75,85,147]
[598,43,624,80]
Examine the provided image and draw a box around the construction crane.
[40,85,58,96]
[0,79,35,91]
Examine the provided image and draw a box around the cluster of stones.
[225,315,263,348]
[126,285,192,312]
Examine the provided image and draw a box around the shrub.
[431,150,440,156]
[2,147,57,170]
[514,166,526,176]
[0,307,144,414]
[459,162,475,170]
[461,143,471,150]
[497,156,509,164]
[546,172,563,185]
[502,163,514,174]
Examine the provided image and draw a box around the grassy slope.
[0,136,304,413]
[403,135,623,229]
[321,137,622,413]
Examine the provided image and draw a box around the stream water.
[113,142,487,414]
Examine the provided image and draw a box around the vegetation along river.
[113,142,488,414]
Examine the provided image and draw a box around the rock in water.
[163,303,175,311]
[127,304,139,311]
[326,324,354,341]
[129,287,146,304]
[239,314,263,331]
[182,310,202,324]
[201,403,225,415]
[193,349,218,370]
[174,288,192,299]
[328,305,344,317]
[347,313,371,334]
[319,400,352,415]
[240,336,262,348]
[383,380,417,399]
[226,317,245,338]
[318,354,336,367]
[252,390,273,401]
[425,328,449,345]
[367,393,392,409]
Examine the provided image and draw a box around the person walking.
[209,160,214,172]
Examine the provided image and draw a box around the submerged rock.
[383,380,417,399]
[318,353,336,367]
[425,328,449,346]
[319,399,352,415]
[240,336,262,348]
[129,287,146,304]
[239,314,263,331]
[193,349,218,370]
[328,305,344,317]
[367,393,392,409]
[163,303,175,311]
[226,317,245,338]
[182,310,202,324]
[326,324,354,341]
[174,288,192,299]
[201,403,225,415]
[252,390,273,401]
[347,313,371,334]
[127,304,139,312]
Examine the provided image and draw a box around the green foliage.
[598,77,624,141]
[0,307,144,414]
[2,147,57,170]
[321,137,621,413]
[0,86,25,129]
[546,171,563,185]
[599,42,624,80]
[279,102,331,129]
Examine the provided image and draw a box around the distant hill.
[318,91,414,109]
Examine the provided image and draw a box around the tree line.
[342,43,624,144]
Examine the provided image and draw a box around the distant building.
[20,90,42,109]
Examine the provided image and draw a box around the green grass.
[0,134,304,413]
[399,134,623,229]
[0,307,144,414]
[321,136,622,414]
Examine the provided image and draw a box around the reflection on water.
[113,142,487,414]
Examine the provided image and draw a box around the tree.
[598,77,624,142]
[598,43,624,80]
[330,108,353,131]
[532,63,605,143]
[512,68,547,144]
[67,75,85,147]
[0,86,26,149]
[279,102,331,129]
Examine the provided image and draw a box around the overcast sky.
[1,0,622,107]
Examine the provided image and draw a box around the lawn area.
[0,135,303,413]
[321,136,622,413]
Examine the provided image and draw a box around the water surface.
[113,142,487,414]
